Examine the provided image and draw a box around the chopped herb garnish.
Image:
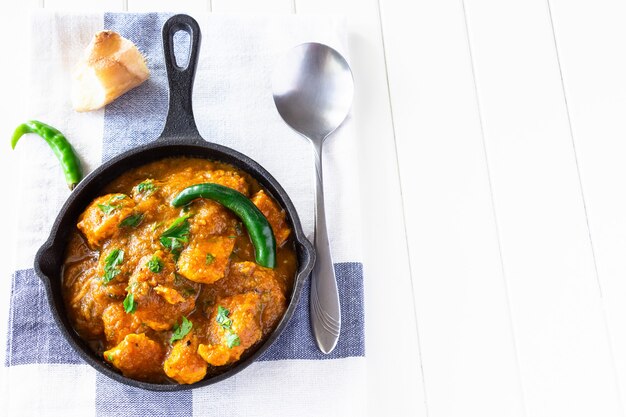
[136,180,157,194]
[101,248,124,284]
[170,316,193,344]
[216,306,232,327]
[159,215,190,258]
[226,331,241,348]
[106,353,114,361]
[147,255,163,273]
[119,213,144,228]
[205,253,215,265]
[98,204,116,215]
[123,292,136,314]
[98,195,127,215]
[216,305,240,349]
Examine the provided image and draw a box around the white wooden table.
[2,1,626,416]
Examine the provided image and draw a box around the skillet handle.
[159,14,203,141]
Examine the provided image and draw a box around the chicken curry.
[62,157,297,384]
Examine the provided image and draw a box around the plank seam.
[545,0,625,412]
[376,0,429,414]
[460,1,529,415]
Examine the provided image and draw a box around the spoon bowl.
[273,43,354,142]
[272,43,354,354]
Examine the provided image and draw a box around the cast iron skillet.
[33,14,315,391]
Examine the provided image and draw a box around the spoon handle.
[310,141,341,354]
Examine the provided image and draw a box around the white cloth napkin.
[1,11,365,417]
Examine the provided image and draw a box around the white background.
[2,1,626,416]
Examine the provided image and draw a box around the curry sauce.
[62,157,297,384]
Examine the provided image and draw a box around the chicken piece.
[72,30,150,112]
[65,272,109,338]
[128,252,198,331]
[203,169,249,195]
[190,200,237,237]
[104,333,164,381]
[177,237,235,284]
[102,303,145,347]
[216,262,287,335]
[154,285,185,304]
[77,193,135,248]
[197,292,263,367]
[65,249,130,339]
[164,334,207,384]
[251,190,291,246]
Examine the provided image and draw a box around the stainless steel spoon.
[272,42,354,353]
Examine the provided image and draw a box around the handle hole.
[173,28,191,69]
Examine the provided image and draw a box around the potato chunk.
[251,190,291,246]
[104,333,164,381]
[72,31,149,112]
[197,292,263,367]
[77,193,134,248]
[177,237,235,284]
[164,334,207,384]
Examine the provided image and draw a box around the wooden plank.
[463,0,623,415]
[127,0,209,13]
[44,0,125,10]
[212,0,294,13]
[548,0,626,405]
[379,1,525,416]
[296,0,425,415]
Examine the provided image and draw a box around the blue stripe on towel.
[5,263,363,366]
[102,13,171,162]
[4,269,83,366]
[95,373,192,417]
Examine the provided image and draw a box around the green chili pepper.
[11,120,83,190]
[172,183,277,269]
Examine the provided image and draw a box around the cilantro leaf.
[123,292,136,314]
[216,305,240,349]
[147,255,163,273]
[98,195,127,215]
[98,204,117,215]
[101,248,124,284]
[216,305,232,328]
[206,253,215,265]
[170,316,193,344]
[136,180,157,194]
[119,213,144,228]
[225,331,241,348]
[159,215,190,257]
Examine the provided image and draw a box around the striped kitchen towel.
[1,12,364,417]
